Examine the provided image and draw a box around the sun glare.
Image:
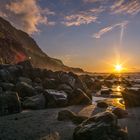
[114,64,123,72]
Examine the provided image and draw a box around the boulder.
[0,91,21,116]
[97,101,108,108]
[68,88,91,105]
[57,110,88,124]
[23,94,46,110]
[122,89,140,107]
[43,78,58,89]
[58,72,75,88]
[73,112,127,140]
[79,75,94,90]
[1,82,15,91]
[44,89,68,107]
[112,108,128,119]
[18,77,32,85]
[16,82,35,98]
[7,65,23,80]
[0,69,12,82]
[58,84,73,93]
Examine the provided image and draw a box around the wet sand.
[0,105,96,140]
[0,101,140,140]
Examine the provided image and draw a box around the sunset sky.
[0,0,140,72]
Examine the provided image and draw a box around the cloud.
[62,7,104,26]
[0,0,55,34]
[93,21,128,38]
[111,0,140,15]
[83,0,103,3]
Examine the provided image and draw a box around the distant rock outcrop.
[0,17,84,73]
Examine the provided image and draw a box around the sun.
[114,64,123,72]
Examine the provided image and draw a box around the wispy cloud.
[93,21,128,38]
[62,7,104,26]
[0,0,55,34]
[83,0,104,3]
[111,0,140,15]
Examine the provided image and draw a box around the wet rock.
[16,82,35,98]
[43,78,58,89]
[58,84,73,93]
[57,110,88,124]
[122,89,140,107]
[97,101,108,108]
[80,75,94,90]
[7,65,23,80]
[34,86,44,94]
[73,112,127,140]
[44,89,68,107]
[0,91,21,116]
[34,77,42,83]
[112,107,128,119]
[0,87,3,94]
[58,72,75,88]
[1,82,15,91]
[18,77,32,85]
[101,89,111,96]
[68,88,91,105]
[23,94,46,109]
[0,69,12,82]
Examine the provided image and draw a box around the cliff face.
[0,17,84,73]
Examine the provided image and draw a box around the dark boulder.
[122,89,140,107]
[18,77,32,85]
[58,72,75,88]
[0,69,12,82]
[16,82,35,98]
[57,110,88,124]
[68,88,91,105]
[7,65,23,80]
[112,107,128,119]
[0,91,21,116]
[58,84,73,93]
[44,89,68,107]
[73,111,127,140]
[97,101,108,108]
[1,82,15,91]
[22,94,46,110]
[43,78,58,89]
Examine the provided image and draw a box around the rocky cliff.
[0,17,84,73]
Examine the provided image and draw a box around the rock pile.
[0,60,93,116]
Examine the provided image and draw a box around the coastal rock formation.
[73,111,127,140]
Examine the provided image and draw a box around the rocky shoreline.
[1,60,140,140]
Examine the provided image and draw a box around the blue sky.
[0,0,140,72]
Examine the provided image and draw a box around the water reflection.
[93,85,125,109]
